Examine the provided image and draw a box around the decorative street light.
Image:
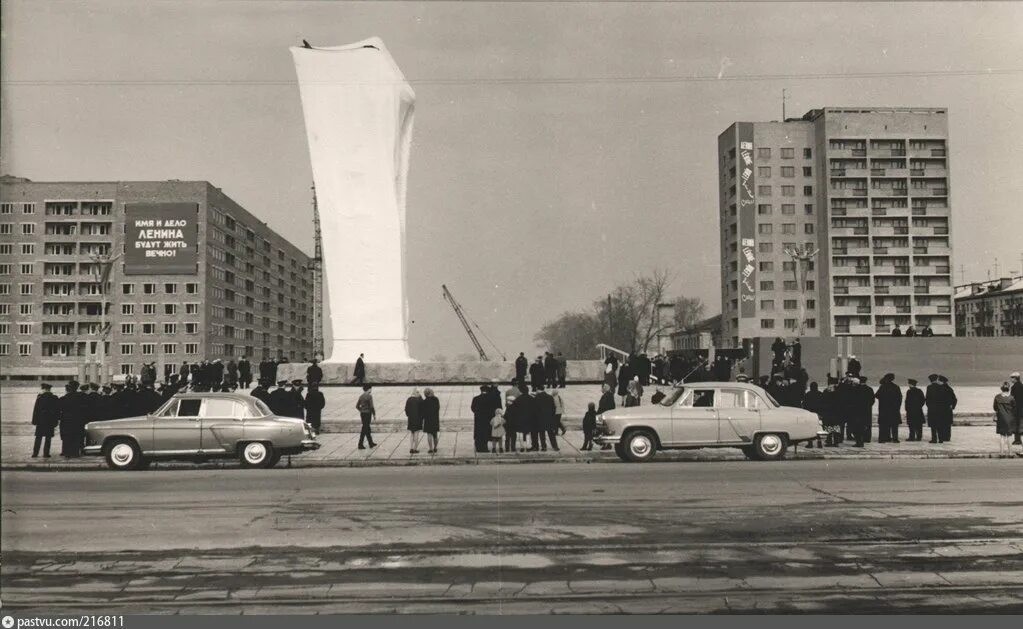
[89,252,122,384]
[783,244,820,338]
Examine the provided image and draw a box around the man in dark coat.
[529,357,545,392]
[31,383,60,458]
[904,378,926,441]
[250,380,271,407]
[531,386,559,452]
[179,361,191,387]
[543,353,557,389]
[791,338,802,369]
[875,373,903,443]
[556,352,567,388]
[258,358,273,385]
[504,392,527,452]
[268,380,292,416]
[820,384,843,446]
[905,326,917,337]
[58,381,87,457]
[307,358,324,386]
[212,360,226,389]
[515,352,528,383]
[96,385,115,422]
[352,353,366,385]
[617,360,633,400]
[835,376,858,445]
[938,375,957,442]
[801,381,824,448]
[288,380,306,419]
[238,357,252,389]
[597,384,616,450]
[471,386,494,453]
[925,374,948,443]
[225,360,239,390]
[139,385,164,415]
[852,377,875,447]
[1009,372,1023,445]
[771,337,787,372]
[82,383,100,428]
[922,325,934,337]
[847,355,862,377]
[636,353,651,387]
[304,383,325,434]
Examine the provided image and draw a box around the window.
[759,261,774,272]
[21,203,34,214]
[758,224,773,235]
[781,166,795,178]
[164,323,178,335]
[0,264,9,275]
[120,343,134,356]
[0,323,8,335]
[122,283,135,295]
[781,185,795,197]
[0,245,9,255]
[781,148,794,159]
[185,322,199,334]
[0,344,7,355]
[761,299,775,310]
[803,186,813,196]
[120,364,134,375]
[761,319,776,329]
[806,280,815,290]
[164,283,177,294]
[758,185,772,196]
[177,399,202,417]
[807,299,816,309]
[18,342,32,356]
[760,280,775,291]
[757,148,771,159]
[757,204,772,215]
[782,224,796,234]
[163,343,177,355]
[783,261,795,272]
[784,299,798,309]
[0,203,11,215]
[758,166,771,178]
[804,224,815,234]
[759,242,773,254]
[782,204,795,215]
[121,323,135,335]
[784,318,798,329]
[805,318,817,329]
[141,343,156,356]
[185,303,199,315]
[21,243,34,255]
[165,304,178,315]
[143,304,156,315]
[142,323,156,335]
[202,399,244,418]
[784,280,799,290]
[804,204,814,215]
[121,304,135,315]
[803,148,812,159]
[185,343,199,355]
[803,167,813,177]
[0,224,11,235]
[19,303,31,315]
[143,283,156,294]
[19,283,33,296]
[21,223,35,235]
[18,323,32,335]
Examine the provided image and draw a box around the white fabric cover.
[291,38,415,363]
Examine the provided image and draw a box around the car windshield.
[660,388,686,406]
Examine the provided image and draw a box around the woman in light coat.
[994,382,1018,457]
[551,388,567,436]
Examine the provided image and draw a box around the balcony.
[913,188,948,197]
[909,147,947,158]
[871,188,908,197]
[869,147,907,157]
[846,285,873,296]
[831,188,869,198]
[913,265,951,277]
[833,266,869,276]
[833,304,872,316]
[830,226,870,237]
[912,205,951,217]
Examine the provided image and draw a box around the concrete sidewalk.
[2,425,1016,471]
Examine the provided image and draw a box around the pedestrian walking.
[31,383,60,458]
[405,388,423,454]
[421,388,440,454]
[489,410,506,454]
[356,384,377,449]
[351,353,366,385]
[581,402,597,451]
[905,378,926,441]
[551,388,567,436]
[305,383,325,436]
[875,373,903,443]
[544,352,557,389]
[993,382,1019,457]
[1010,372,1023,445]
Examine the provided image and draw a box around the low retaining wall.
[278,360,607,385]
[754,336,1023,386]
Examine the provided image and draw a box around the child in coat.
[582,402,597,451]
[489,410,506,454]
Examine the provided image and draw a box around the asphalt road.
[2,459,1022,614]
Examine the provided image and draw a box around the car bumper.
[300,440,321,451]
[83,445,103,456]
[816,430,829,438]
[593,434,620,445]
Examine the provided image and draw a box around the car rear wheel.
[239,441,275,469]
[753,433,788,461]
[623,429,657,463]
[104,438,143,471]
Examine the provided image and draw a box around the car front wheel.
[239,441,276,469]
[104,438,143,471]
[623,429,658,463]
[753,433,788,461]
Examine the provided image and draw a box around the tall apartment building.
[0,177,315,381]
[718,107,954,347]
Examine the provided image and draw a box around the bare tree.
[673,296,707,331]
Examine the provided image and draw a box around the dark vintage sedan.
[594,382,827,462]
[83,392,320,470]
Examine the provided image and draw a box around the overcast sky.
[3,1,1022,360]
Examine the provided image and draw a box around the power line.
[3,67,1019,87]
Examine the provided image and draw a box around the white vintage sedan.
[594,382,826,462]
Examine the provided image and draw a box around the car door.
[670,388,719,445]
[152,397,202,453]
[717,389,762,444]
[200,398,245,453]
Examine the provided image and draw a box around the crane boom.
[311,183,324,358]
[441,284,488,361]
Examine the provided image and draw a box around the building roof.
[955,276,1023,302]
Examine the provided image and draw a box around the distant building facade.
[955,276,1023,337]
[0,178,314,380]
[719,107,954,347]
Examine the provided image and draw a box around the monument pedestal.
[278,360,605,386]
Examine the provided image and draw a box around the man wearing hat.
[938,375,957,443]
[925,374,948,443]
[288,379,307,419]
[304,383,325,436]
[306,358,323,387]
[904,378,926,441]
[31,383,60,458]
[268,380,292,417]
[250,379,271,407]
[1010,372,1023,445]
[58,381,87,457]
[875,373,902,443]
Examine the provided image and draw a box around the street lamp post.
[783,244,819,338]
[90,252,121,385]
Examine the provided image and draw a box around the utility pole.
[782,88,788,120]
[784,244,819,337]
[89,252,121,385]
[310,183,324,360]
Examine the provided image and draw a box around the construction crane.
[441,284,506,362]
[311,183,324,359]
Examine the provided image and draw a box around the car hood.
[86,416,150,430]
